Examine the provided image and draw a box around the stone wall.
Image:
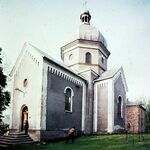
[125,105,145,133]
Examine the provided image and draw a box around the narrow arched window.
[101,57,104,63]
[85,16,87,22]
[85,52,92,64]
[118,96,123,118]
[64,87,73,112]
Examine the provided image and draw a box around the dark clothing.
[66,132,75,143]
[66,127,76,143]
[24,121,29,134]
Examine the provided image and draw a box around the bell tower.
[61,11,110,77]
[61,11,110,134]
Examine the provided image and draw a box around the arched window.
[69,54,73,60]
[64,87,74,112]
[118,96,123,118]
[101,57,104,63]
[23,78,28,87]
[85,52,92,64]
[85,16,87,22]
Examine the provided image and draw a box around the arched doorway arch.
[20,105,28,131]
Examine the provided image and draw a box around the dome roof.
[77,10,107,47]
[66,11,107,48]
[79,24,107,47]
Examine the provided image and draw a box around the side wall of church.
[40,59,85,141]
[114,75,126,128]
[46,72,82,129]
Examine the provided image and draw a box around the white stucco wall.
[62,41,108,75]
[107,79,114,133]
[10,44,43,131]
[93,79,114,133]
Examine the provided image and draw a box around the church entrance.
[20,105,28,131]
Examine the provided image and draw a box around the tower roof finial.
[81,1,91,24]
[83,0,87,12]
[80,10,91,25]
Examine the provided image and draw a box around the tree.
[145,101,150,121]
[144,100,150,132]
[0,48,10,122]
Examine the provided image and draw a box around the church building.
[9,10,128,141]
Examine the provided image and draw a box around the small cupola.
[80,10,91,25]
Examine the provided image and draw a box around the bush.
[145,125,150,133]
[0,122,9,135]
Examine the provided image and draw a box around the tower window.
[85,52,92,64]
[23,79,28,87]
[101,57,104,63]
[69,54,73,60]
[64,87,74,112]
[85,16,87,22]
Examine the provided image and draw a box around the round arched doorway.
[20,105,28,131]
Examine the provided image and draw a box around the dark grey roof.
[94,67,128,92]
[95,68,120,81]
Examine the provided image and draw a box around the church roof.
[126,102,146,110]
[94,67,128,92]
[28,44,87,80]
[65,11,107,48]
[79,11,107,47]
[98,68,121,81]
[78,24,107,47]
[10,43,87,82]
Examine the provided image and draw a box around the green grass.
[5,134,150,150]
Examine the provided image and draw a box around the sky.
[0,0,150,102]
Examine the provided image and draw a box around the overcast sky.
[0,0,150,102]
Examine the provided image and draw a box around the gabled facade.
[93,67,128,133]
[10,43,87,141]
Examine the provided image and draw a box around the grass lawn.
[4,134,150,150]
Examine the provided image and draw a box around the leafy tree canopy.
[0,48,10,122]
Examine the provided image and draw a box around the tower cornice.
[61,39,110,61]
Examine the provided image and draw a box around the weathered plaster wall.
[62,40,109,75]
[114,75,126,127]
[97,83,108,132]
[10,48,43,133]
[125,105,145,133]
[46,71,83,130]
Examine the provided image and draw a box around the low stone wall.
[28,130,41,142]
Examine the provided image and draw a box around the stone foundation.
[9,129,72,142]
[40,130,67,142]
[28,130,41,142]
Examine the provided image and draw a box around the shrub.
[0,122,9,135]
